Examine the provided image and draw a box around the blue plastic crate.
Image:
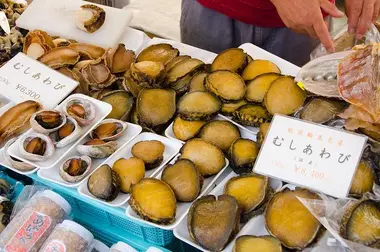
[29,173,175,250]
[0,171,24,202]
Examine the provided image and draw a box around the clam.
[49,116,82,148]
[19,133,55,161]
[30,110,66,134]
[59,155,91,183]
[23,30,55,59]
[4,138,35,171]
[63,98,96,126]
[90,119,127,141]
[105,43,135,74]
[75,4,106,34]
[77,139,117,159]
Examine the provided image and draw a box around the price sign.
[0,53,78,109]
[254,115,367,198]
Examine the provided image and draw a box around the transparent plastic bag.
[310,23,380,60]
[298,186,380,252]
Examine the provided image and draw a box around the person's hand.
[271,0,345,52]
[345,0,380,39]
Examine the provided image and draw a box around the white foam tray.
[165,114,257,143]
[174,172,283,252]
[78,132,182,207]
[125,155,230,230]
[8,94,112,170]
[37,122,142,188]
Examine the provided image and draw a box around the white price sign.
[254,115,367,198]
[0,53,78,109]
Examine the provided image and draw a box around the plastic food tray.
[174,171,282,252]
[78,132,183,207]
[28,173,176,250]
[125,155,230,230]
[8,94,112,170]
[37,122,142,188]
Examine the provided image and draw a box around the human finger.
[373,0,380,21]
[319,0,345,17]
[313,16,334,52]
[356,0,375,38]
[347,0,363,33]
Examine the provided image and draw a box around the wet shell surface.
[30,110,66,134]
[49,116,82,148]
[59,155,91,183]
[19,133,55,161]
[77,139,117,159]
[63,98,96,126]
[90,119,127,141]
[75,4,106,33]
[4,138,35,171]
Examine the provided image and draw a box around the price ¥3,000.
[15,84,40,100]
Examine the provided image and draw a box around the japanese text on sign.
[0,53,78,109]
[254,115,367,198]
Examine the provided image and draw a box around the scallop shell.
[4,138,35,171]
[30,110,67,134]
[19,133,55,161]
[59,155,92,183]
[50,116,82,148]
[89,119,127,141]
[63,98,96,126]
[77,140,117,159]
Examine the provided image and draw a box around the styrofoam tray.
[0,94,11,111]
[125,156,230,230]
[165,114,257,143]
[0,145,38,175]
[174,172,283,252]
[78,132,183,207]
[37,122,142,188]
[8,94,112,170]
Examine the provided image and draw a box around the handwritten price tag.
[0,53,78,109]
[254,115,367,198]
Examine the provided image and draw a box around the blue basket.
[29,174,177,251]
[0,171,24,202]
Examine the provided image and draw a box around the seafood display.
[0,17,379,252]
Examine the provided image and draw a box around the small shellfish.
[49,116,82,148]
[59,155,91,183]
[4,138,35,171]
[81,58,117,90]
[38,47,81,69]
[105,44,135,74]
[0,100,42,146]
[30,110,66,134]
[75,4,106,34]
[90,119,127,141]
[77,139,117,159]
[23,30,55,59]
[63,98,96,126]
[19,133,55,161]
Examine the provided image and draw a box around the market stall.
[0,0,379,252]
